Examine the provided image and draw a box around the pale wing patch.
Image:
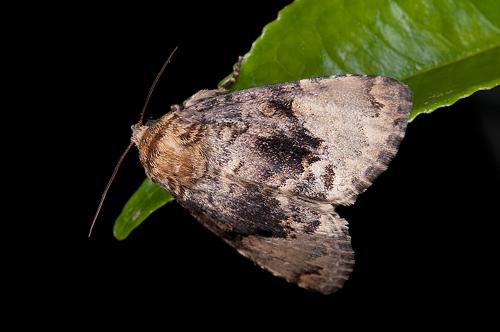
[238,210,354,294]
[289,75,411,204]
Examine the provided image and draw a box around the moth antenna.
[89,46,178,237]
[138,46,178,124]
[89,142,133,237]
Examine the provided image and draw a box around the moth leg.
[182,56,243,108]
[219,55,243,91]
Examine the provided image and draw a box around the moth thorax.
[131,121,207,194]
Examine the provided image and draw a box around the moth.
[130,58,412,294]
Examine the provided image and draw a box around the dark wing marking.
[147,75,411,293]
[180,75,411,206]
[176,177,354,294]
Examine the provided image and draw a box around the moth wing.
[291,75,412,205]
[237,224,353,294]
[145,75,411,292]
[176,178,354,294]
[183,75,411,206]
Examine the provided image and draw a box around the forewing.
[182,75,411,206]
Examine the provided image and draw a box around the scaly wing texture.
[182,75,411,205]
[176,178,354,294]
[144,75,411,293]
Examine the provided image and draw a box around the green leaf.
[113,179,173,240]
[230,0,500,121]
[115,0,500,239]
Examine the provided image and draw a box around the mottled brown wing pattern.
[180,75,411,205]
[132,75,412,294]
[175,177,354,294]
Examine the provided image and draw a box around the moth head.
[131,123,148,147]
[130,118,174,174]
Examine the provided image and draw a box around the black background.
[28,0,500,326]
